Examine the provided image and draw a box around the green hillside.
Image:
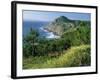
[23,45,90,69]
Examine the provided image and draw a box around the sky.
[23,10,91,22]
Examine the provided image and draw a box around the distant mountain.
[44,16,90,36]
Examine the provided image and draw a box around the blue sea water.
[23,21,60,39]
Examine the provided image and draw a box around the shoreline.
[40,27,60,39]
[43,27,59,36]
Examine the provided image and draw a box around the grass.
[23,44,90,69]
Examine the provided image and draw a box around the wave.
[46,32,60,39]
[40,27,60,39]
[40,27,48,32]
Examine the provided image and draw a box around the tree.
[23,28,39,57]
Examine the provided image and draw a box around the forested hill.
[44,16,90,35]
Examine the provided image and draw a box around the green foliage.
[23,30,71,57]
[24,28,39,44]
[23,21,90,57]
[23,45,90,69]
[62,24,90,46]
[23,28,39,57]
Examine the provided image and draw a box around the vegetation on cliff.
[23,16,91,69]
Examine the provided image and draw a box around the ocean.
[23,21,60,39]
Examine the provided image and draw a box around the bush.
[62,26,90,46]
[23,45,90,69]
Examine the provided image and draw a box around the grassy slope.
[23,44,90,69]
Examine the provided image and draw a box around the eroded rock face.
[44,16,75,36]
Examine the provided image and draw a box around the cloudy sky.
[23,10,91,21]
